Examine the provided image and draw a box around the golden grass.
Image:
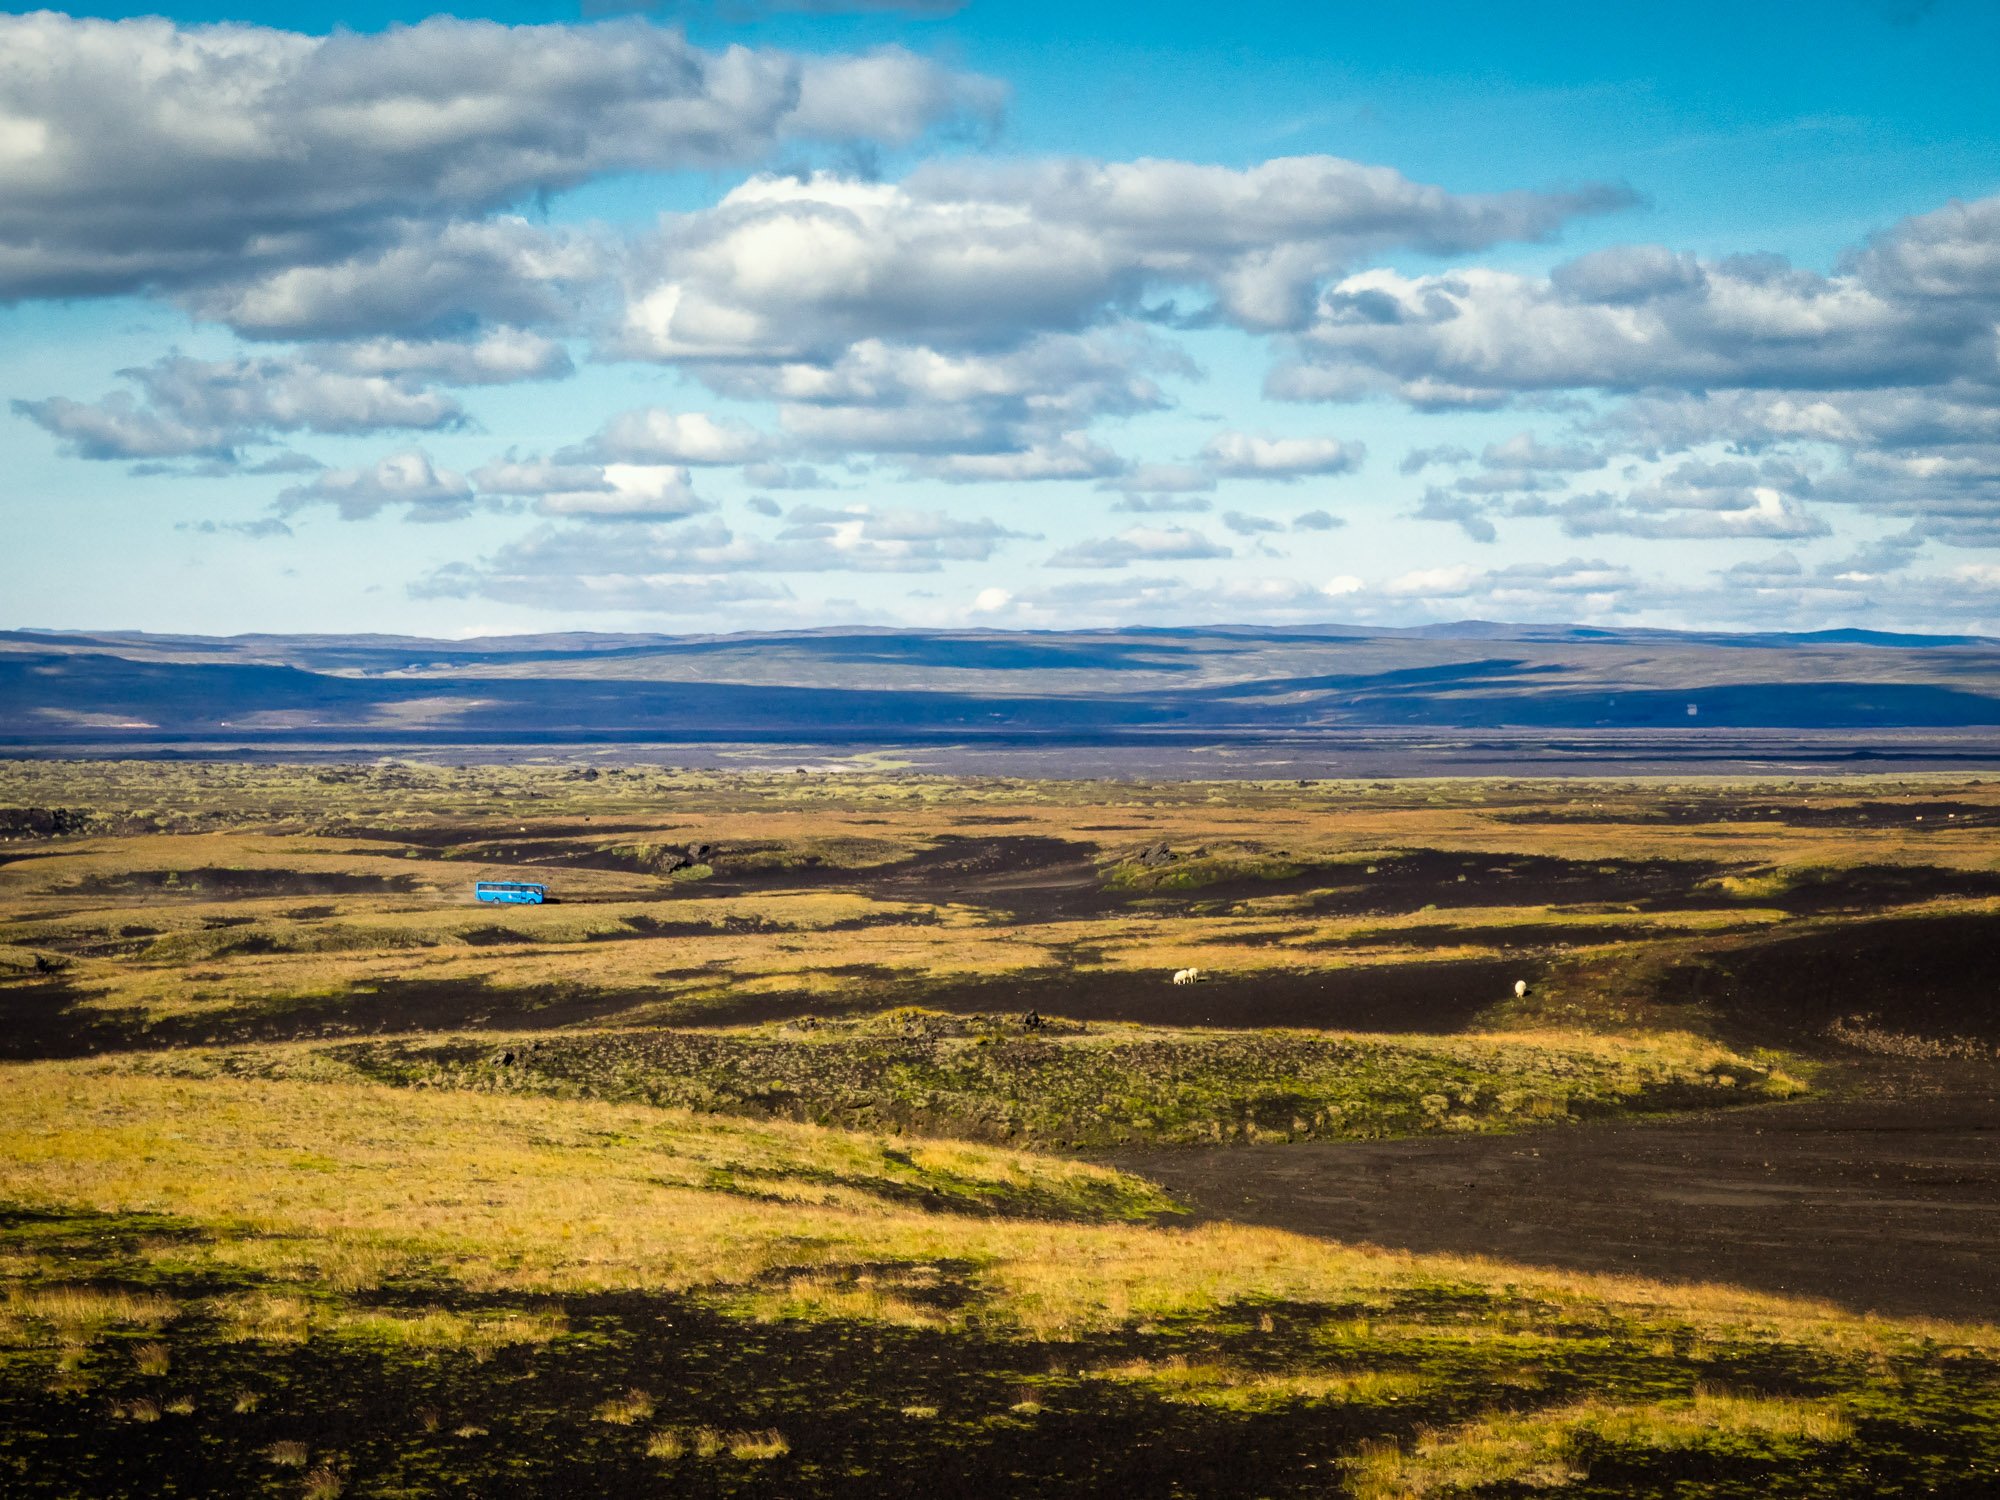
[1349,1388,1857,1497]
[0,1284,175,1346]
[1,1062,1991,1366]
[207,1290,565,1352]
[726,1428,790,1460]
[10,770,1999,1037]
[646,1424,780,1460]
[594,1389,656,1425]
[1089,1357,1428,1410]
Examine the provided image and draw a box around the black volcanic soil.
[1112,1060,2000,1324]
[1496,798,2000,829]
[68,868,422,899]
[1668,911,2000,1048]
[849,961,1533,1033]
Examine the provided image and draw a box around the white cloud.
[1100,461,1217,496]
[15,353,465,461]
[277,449,474,522]
[412,501,1028,607]
[308,328,573,385]
[1221,509,1283,536]
[1045,526,1231,569]
[1384,564,1479,596]
[472,457,708,521]
[0,15,1001,304]
[1200,430,1364,479]
[616,158,1625,361]
[1110,494,1213,514]
[574,407,772,466]
[993,571,1349,626]
[1551,459,1830,540]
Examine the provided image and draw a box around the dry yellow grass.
[1088,1356,1429,1410]
[1349,1388,1857,1496]
[11,769,1998,1041]
[1,1061,1990,1363]
[1,1284,175,1346]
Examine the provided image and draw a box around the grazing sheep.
[1172,967,1203,986]
[1513,979,1529,998]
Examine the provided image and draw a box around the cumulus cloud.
[1551,467,1831,540]
[1398,443,1474,475]
[741,461,834,490]
[1379,557,1638,608]
[1406,430,1610,539]
[414,557,791,613]
[991,571,1352,625]
[0,15,1002,305]
[686,328,1180,481]
[1467,432,1605,487]
[306,328,574,385]
[1045,526,1231,569]
[1110,494,1213,514]
[1277,239,1992,405]
[616,159,1625,363]
[918,437,1126,484]
[177,516,295,539]
[277,449,474,522]
[1100,462,1217,496]
[410,500,1028,606]
[774,503,1027,565]
[1200,430,1364,479]
[1606,385,2000,546]
[182,219,607,342]
[1412,488,1498,543]
[1221,510,1284,536]
[15,353,466,461]
[1269,193,2000,551]
[471,456,708,520]
[571,407,772,466]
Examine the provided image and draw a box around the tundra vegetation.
[2,760,1999,1496]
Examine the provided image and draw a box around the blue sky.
[6,0,2000,636]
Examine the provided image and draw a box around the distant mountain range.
[5,622,2000,751]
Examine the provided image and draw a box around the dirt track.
[1112,1060,2000,1324]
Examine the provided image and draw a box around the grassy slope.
[125,1013,1804,1150]
[2,1063,1997,1496]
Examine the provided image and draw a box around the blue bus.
[475,881,547,905]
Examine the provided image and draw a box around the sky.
[6,0,2000,638]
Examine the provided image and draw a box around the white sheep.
[1513,979,1529,998]
[1172,966,1203,986]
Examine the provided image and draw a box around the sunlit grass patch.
[1348,1388,1857,1497]
[643,1424,786,1460]
[131,1338,170,1375]
[594,1388,656,1425]
[726,1427,789,1459]
[0,1283,175,1348]
[161,1013,1808,1152]
[207,1289,564,1352]
[1089,1356,1428,1411]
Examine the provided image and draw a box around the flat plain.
[3,760,1999,1496]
